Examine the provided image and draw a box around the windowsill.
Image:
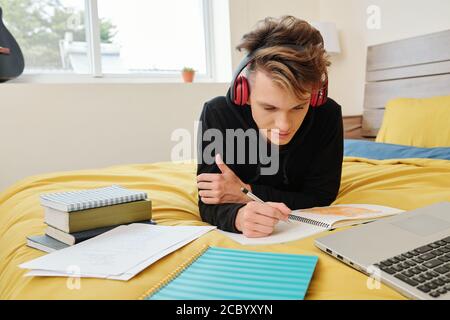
[7,74,231,85]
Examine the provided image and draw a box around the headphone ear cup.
[234,75,250,106]
[241,76,249,105]
[310,77,328,108]
[234,76,242,105]
[310,90,319,107]
[318,77,328,106]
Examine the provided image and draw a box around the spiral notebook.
[220,204,404,245]
[40,185,148,212]
[142,246,318,300]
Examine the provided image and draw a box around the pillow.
[375,96,450,147]
[344,139,450,160]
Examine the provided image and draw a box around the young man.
[196,16,343,238]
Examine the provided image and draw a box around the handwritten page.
[219,204,404,245]
[20,224,216,280]
[219,221,325,245]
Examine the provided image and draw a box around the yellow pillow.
[376,96,450,147]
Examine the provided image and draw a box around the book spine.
[288,214,331,229]
[72,220,156,244]
[138,245,210,300]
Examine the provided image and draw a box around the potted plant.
[181,67,195,83]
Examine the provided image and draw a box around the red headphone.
[230,44,328,107]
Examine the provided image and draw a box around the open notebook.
[220,204,404,245]
[143,246,318,300]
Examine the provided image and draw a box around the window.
[0,0,88,74]
[0,0,213,79]
[98,0,208,75]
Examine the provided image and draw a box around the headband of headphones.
[230,43,328,107]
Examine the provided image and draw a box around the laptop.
[314,202,450,300]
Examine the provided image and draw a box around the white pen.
[240,187,292,223]
[240,187,264,203]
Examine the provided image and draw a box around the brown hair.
[236,15,330,101]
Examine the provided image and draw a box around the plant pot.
[182,71,195,83]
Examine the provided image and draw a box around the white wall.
[364,0,450,46]
[229,0,319,70]
[0,83,228,191]
[319,0,367,116]
[318,0,450,115]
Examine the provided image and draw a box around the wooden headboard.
[362,29,450,137]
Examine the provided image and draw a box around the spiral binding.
[138,245,210,300]
[41,185,148,212]
[289,214,331,229]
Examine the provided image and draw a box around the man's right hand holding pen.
[235,187,291,238]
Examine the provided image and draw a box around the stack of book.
[27,185,154,252]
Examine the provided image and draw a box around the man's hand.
[235,201,291,238]
[197,154,252,205]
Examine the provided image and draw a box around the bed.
[1,31,450,300]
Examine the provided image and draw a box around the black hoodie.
[196,88,344,233]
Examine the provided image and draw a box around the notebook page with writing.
[292,204,404,229]
[220,204,404,245]
[20,224,216,280]
[219,220,326,245]
[25,233,212,281]
[143,246,318,300]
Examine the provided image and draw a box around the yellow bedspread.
[1,157,450,300]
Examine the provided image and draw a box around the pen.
[240,187,292,223]
[240,187,264,203]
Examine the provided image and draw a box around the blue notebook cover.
[144,246,318,300]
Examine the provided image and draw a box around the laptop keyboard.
[374,236,450,299]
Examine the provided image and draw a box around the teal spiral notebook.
[144,246,318,300]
